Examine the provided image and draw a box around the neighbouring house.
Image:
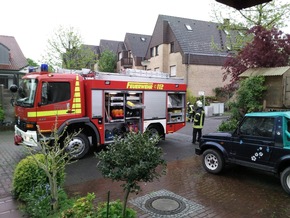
[99,33,151,72]
[117,33,151,71]
[0,35,28,123]
[145,14,230,97]
[0,35,28,89]
[95,14,232,98]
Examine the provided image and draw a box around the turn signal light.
[26,123,35,129]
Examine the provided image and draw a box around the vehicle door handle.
[66,109,75,113]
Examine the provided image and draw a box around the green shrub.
[12,153,65,201]
[97,200,136,218]
[218,118,239,132]
[24,186,69,218]
[61,193,97,218]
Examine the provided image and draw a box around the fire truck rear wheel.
[148,125,160,139]
[66,133,90,160]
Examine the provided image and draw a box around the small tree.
[186,89,196,105]
[27,58,38,67]
[25,122,80,213]
[97,131,167,217]
[223,26,290,89]
[97,49,117,72]
[43,25,96,70]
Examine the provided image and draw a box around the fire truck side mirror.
[9,84,18,107]
[9,84,18,93]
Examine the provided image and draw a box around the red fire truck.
[10,66,187,159]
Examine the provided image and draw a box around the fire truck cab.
[10,66,187,159]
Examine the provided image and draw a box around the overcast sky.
[2,0,290,63]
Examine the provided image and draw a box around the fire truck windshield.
[15,79,38,107]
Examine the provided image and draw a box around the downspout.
[185,53,189,86]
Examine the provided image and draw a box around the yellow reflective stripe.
[28,109,82,118]
[28,110,68,117]
[73,103,81,108]
[72,75,82,111]
[75,109,82,113]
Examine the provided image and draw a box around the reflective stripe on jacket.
[188,105,194,114]
[193,107,205,129]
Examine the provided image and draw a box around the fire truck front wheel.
[66,133,90,160]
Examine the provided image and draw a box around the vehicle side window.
[240,117,274,138]
[258,118,275,137]
[41,82,71,105]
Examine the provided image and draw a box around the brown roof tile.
[0,35,28,71]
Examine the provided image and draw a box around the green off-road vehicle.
[195,111,290,194]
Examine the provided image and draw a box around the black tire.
[280,167,290,194]
[65,132,90,160]
[147,125,163,143]
[148,125,160,138]
[202,149,224,174]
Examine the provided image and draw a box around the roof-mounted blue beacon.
[41,64,48,72]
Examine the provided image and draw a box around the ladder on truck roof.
[122,69,170,78]
[56,68,185,83]
[97,69,184,82]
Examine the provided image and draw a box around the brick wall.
[147,44,229,97]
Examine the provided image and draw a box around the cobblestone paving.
[130,189,204,217]
[0,130,27,198]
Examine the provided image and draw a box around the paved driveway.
[1,117,290,217]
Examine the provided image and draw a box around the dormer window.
[185,24,192,31]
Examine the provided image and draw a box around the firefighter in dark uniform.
[187,102,195,122]
[192,100,205,144]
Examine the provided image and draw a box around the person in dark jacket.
[192,100,205,144]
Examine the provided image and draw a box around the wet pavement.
[65,142,290,218]
[1,117,290,217]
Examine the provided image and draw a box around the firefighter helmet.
[196,100,203,107]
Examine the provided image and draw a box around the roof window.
[140,37,146,42]
[185,24,193,31]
